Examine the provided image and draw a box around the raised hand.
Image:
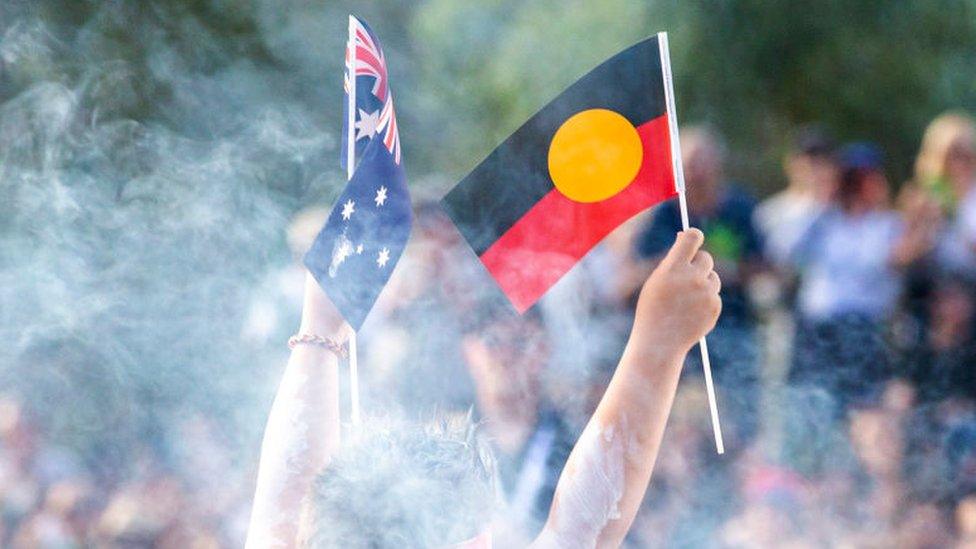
[300,272,353,342]
[631,228,722,359]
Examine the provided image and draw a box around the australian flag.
[304,15,411,331]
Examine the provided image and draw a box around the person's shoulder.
[645,199,681,228]
[802,206,841,239]
[654,197,681,215]
[756,189,789,212]
[816,206,844,224]
[721,183,759,209]
[719,184,762,231]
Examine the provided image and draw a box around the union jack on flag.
[341,15,401,166]
[305,15,411,331]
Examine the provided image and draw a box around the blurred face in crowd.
[391,206,464,303]
[916,112,976,200]
[849,408,904,478]
[930,281,975,349]
[945,135,976,191]
[681,129,724,214]
[956,496,976,540]
[838,168,889,213]
[786,152,838,202]
[882,379,916,414]
[463,317,547,431]
[861,169,891,210]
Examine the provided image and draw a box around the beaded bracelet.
[288,333,348,359]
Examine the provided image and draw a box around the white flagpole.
[346,15,361,427]
[658,32,725,454]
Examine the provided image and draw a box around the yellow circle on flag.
[548,109,643,203]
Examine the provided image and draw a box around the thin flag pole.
[346,15,361,427]
[658,31,725,454]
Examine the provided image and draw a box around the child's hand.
[630,229,721,360]
[299,272,352,342]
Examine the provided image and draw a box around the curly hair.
[297,414,495,548]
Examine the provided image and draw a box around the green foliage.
[654,0,976,190]
[413,0,976,191]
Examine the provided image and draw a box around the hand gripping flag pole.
[658,31,724,454]
[305,16,411,429]
[440,33,721,453]
[345,15,361,427]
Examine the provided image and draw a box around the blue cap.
[840,142,883,171]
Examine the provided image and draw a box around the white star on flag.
[328,235,355,278]
[354,108,380,141]
[356,244,364,254]
[335,240,353,263]
[375,186,388,207]
[377,247,391,268]
[341,199,356,220]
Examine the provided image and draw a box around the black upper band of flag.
[441,36,666,256]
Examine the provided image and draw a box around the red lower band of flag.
[479,114,676,312]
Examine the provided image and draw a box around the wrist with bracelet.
[288,333,348,359]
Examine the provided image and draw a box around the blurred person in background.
[535,214,656,438]
[635,125,764,451]
[0,392,225,547]
[363,200,480,418]
[850,392,963,547]
[461,308,575,538]
[895,112,976,368]
[718,459,810,548]
[847,401,909,534]
[787,142,932,414]
[957,496,976,547]
[912,111,976,266]
[755,125,839,270]
[902,276,976,404]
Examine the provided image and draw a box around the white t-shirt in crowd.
[791,208,903,322]
[754,190,824,268]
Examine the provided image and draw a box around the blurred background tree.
[413,0,976,190]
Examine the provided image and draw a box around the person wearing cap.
[786,142,931,414]
[755,125,840,268]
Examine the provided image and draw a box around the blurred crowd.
[6,110,976,547]
[0,395,252,547]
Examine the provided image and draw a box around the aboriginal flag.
[441,35,678,312]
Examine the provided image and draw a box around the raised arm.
[534,229,721,549]
[246,273,348,549]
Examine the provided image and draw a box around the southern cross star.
[377,247,390,268]
[374,186,388,207]
[333,239,353,267]
[341,199,356,220]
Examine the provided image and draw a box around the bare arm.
[246,273,348,549]
[534,229,721,549]
[890,191,941,268]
